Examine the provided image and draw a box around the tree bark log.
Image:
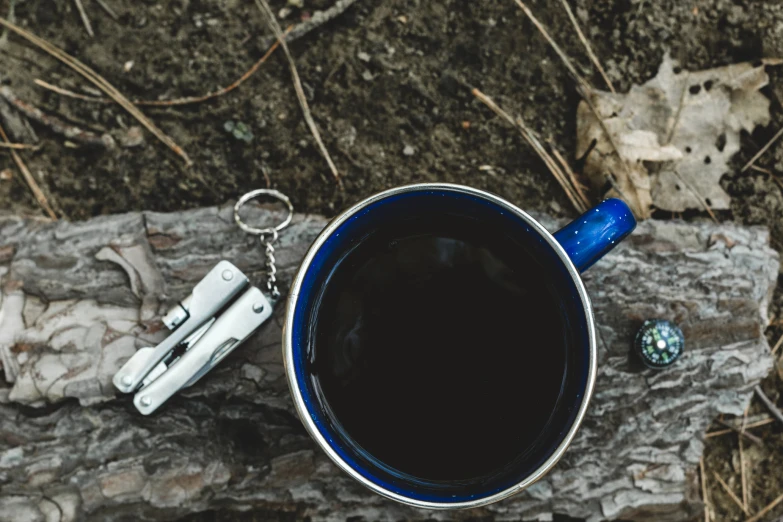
[0,204,778,522]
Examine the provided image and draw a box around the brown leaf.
[577,53,779,218]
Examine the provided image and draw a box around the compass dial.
[634,319,684,369]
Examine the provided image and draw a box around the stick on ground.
[514,0,592,92]
[0,0,15,47]
[754,385,783,426]
[471,88,589,212]
[73,0,94,37]
[671,161,718,223]
[742,126,783,173]
[557,0,615,93]
[705,417,775,438]
[94,0,118,21]
[0,17,191,166]
[0,86,111,148]
[740,408,749,512]
[253,0,342,186]
[713,471,750,516]
[548,140,591,205]
[743,491,783,522]
[713,418,763,445]
[0,122,56,219]
[700,457,711,522]
[34,27,290,107]
[0,141,38,150]
[772,332,783,355]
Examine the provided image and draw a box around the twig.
[34,26,291,107]
[740,408,749,512]
[0,0,15,47]
[516,115,588,212]
[94,0,119,21]
[73,0,94,37]
[0,86,111,148]
[714,471,750,516]
[754,385,783,426]
[471,88,588,212]
[700,457,711,522]
[714,419,764,446]
[39,29,287,105]
[748,164,783,192]
[557,0,614,93]
[672,168,719,223]
[773,333,783,356]
[743,491,783,522]
[514,0,592,92]
[742,126,783,173]
[0,17,192,165]
[0,141,38,150]
[728,414,774,429]
[253,0,341,186]
[749,164,773,176]
[32,80,102,102]
[0,122,56,219]
[705,417,775,438]
[548,140,591,207]
[261,164,271,188]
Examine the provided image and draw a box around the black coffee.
[310,215,568,481]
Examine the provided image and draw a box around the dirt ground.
[2,0,783,520]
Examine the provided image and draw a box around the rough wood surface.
[0,204,778,522]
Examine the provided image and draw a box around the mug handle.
[553,198,637,272]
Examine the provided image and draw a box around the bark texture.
[0,204,778,522]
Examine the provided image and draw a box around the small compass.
[634,319,684,369]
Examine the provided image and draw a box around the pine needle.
[700,457,711,522]
[743,491,783,522]
[0,17,192,166]
[514,0,592,92]
[557,0,614,93]
[740,407,749,512]
[0,141,38,150]
[772,332,783,355]
[33,26,291,107]
[472,88,589,212]
[704,417,775,438]
[713,471,750,516]
[94,0,119,21]
[73,0,94,37]
[742,126,783,173]
[0,122,56,219]
[253,0,342,186]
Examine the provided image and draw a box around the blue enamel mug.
[284,183,635,509]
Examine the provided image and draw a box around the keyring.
[234,189,294,236]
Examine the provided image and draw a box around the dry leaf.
[577,53,780,218]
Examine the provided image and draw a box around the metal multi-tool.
[112,189,293,415]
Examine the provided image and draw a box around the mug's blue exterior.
[284,184,635,509]
[553,198,636,272]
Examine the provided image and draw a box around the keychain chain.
[234,189,294,300]
[261,230,280,298]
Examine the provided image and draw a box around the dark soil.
[2,0,783,520]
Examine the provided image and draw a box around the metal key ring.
[234,189,294,236]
